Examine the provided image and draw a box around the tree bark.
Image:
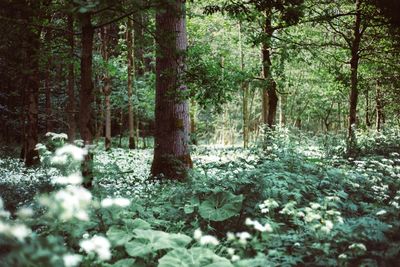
[151,0,192,179]
[44,57,53,133]
[66,14,76,142]
[79,12,95,186]
[127,18,136,149]
[100,25,112,151]
[347,0,362,153]
[22,9,41,166]
[262,13,278,130]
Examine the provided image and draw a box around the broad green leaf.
[125,240,152,257]
[199,192,243,221]
[107,226,134,246]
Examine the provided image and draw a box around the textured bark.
[261,13,278,130]
[79,12,95,187]
[44,57,53,133]
[347,0,362,153]
[127,18,136,149]
[101,25,112,151]
[151,0,192,179]
[66,14,76,142]
[22,12,41,166]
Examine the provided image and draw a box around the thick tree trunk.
[23,15,41,166]
[127,18,136,149]
[66,14,76,142]
[347,0,362,153]
[101,25,112,151]
[151,0,192,179]
[262,13,278,130]
[79,12,95,186]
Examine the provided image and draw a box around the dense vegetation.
[0,0,399,266]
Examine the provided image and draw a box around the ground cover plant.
[1,129,399,266]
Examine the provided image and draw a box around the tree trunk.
[101,25,112,151]
[151,0,192,180]
[375,80,383,131]
[22,12,41,167]
[127,18,136,149]
[262,13,278,130]
[79,12,95,186]
[239,22,249,148]
[45,57,53,133]
[347,0,362,153]
[66,14,76,142]
[365,88,371,127]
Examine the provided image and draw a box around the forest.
[0,0,400,266]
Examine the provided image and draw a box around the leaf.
[108,258,136,267]
[199,192,243,221]
[158,248,233,267]
[125,240,152,257]
[106,226,134,246]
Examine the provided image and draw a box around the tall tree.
[66,14,77,142]
[151,0,192,179]
[127,18,136,149]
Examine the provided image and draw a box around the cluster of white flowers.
[245,218,273,232]
[227,248,240,262]
[41,185,92,221]
[0,221,31,242]
[259,199,279,213]
[236,232,252,245]
[53,172,83,185]
[376,209,387,216]
[51,144,87,165]
[101,197,131,208]
[193,228,219,246]
[348,243,367,251]
[80,235,111,261]
[45,132,68,141]
[63,254,83,267]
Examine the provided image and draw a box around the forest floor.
[1,133,400,265]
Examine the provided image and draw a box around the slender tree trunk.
[347,0,362,153]
[79,12,95,186]
[375,80,383,131]
[189,99,197,145]
[151,0,192,179]
[365,88,371,127]
[66,14,76,142]
[262,13,278,130]
[45,58,53,133]
[239,23,249,148]
[100,25,112,151]
[127,18,136,149]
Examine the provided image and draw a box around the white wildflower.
[310,203,321,209]
[199,235,219,246]
[9,224,31,242]
[113,198,130,207]
[53,173,83,185]
[338,253,347,259]
[376,210,387,216]
[227,248,235,255]
[348,243,367,251]
[16,207,34,218]
[231,255,240,262]
[226,232,235,241]
[55,144,87,162]
[80,235,111,261]
[193,228,202,240]
[236,232,251,245]
[63,254,83,267]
